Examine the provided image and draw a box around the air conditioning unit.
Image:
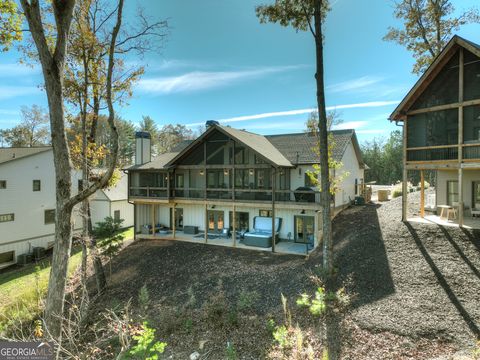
[33,247,46,261]
[17,253,33,266]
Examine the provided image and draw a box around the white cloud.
[327,76,384,93]
[137,65,303,94]
[0,86,40,100]
[186,100,400,127]
[332,121,368,130]
[0,109,19,115]
[326,100,400,111]
[356,129,387,134]
[0,63,40,77]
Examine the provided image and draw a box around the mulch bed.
[86,191,480,359]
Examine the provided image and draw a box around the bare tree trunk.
[20,0,121,342]
[313,0,333,275]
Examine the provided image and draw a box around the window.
[259,210,272,217]
[114,210,121,222]
[233,147,249,165]
[44,209,56,225]
[234,169,250,188]
[305,172,316,187]
[78,179,83,191]
[255,154,267,164]
[229,211,249,231]
[207,170,225,188]
[176,174,184,188]
[33,180,41,191]
[447,181,459,206]
[355,179,358,195]
[0,180,6,189]
[255,169,271,189]
[0,213,14,222]
[473,182,480,209]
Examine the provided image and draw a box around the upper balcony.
[128,168,322,206]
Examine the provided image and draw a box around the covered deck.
[136,230,314,256]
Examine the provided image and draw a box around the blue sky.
[0,0,479,143]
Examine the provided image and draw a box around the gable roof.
[0,147,52,165]
[127,152,179,170]
[128,127,365,170]
[101,172,129,201]
[389,35,480,121]
[165,124,293,168]
[266,129,366,168]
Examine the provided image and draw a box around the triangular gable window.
[464,49,480,101]
[411,52,459,110]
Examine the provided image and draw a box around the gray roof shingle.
[0,147,52,165]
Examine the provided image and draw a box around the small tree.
[257,0,334,275]
[94,216,125,276]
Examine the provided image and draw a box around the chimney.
[205,120,220,129]
[135,131,151,165]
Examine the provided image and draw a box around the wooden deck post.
[151,204,156,237]
[172,203,176,239]
[271,168,276,253]
[402,117,408,221]
[458,48,464,227]
[204,202,208,243]
[420,170,425,218]
[459,168,464,227]
[232,205,236,247]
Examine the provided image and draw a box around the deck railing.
[129,186,321,204]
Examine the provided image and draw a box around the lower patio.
[136,230,314,256]
[408,213,480,229]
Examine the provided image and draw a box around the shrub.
[236,290,259,312]
[127,321,166,359]
[204,291,228,324]
[138,285,150,316]
[392,189,403,198]
[226,342,237,360]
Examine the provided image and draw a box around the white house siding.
[90,193,134,228]
[436,169,480,210]
[135,203,319,242]
[335,142,365,208]
[0,150,83,262]
[110,200,134,228]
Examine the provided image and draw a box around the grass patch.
[0,227,133,334]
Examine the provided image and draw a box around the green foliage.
[272,325,290,348]
[383,0,479,74]
[256,0,330,32]
[183,318,193,333]
[362,130,403,185]
[296,287,327,316]
[94,217,125,275]
[127,322,166,360]
[0,0,22,51]
[138,285,150,315]
[226,341,237,360]
[236,290,259,312]
[266,318,276,334]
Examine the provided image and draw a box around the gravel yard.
[90,192,480,359]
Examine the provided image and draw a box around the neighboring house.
[0,147,133,268]
[0,147,82,268]
[89,172,134,228]
[389,35,480,225]
[126,123,366,253]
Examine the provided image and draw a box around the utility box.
[378,190,389,202]
[32,247,46,261]
[17,253,33,265]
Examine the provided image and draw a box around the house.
[0,147,83,268]
[126,123,366,254]
[0,147,133,268]
[89,172,134,228]
[389,35,480,226]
